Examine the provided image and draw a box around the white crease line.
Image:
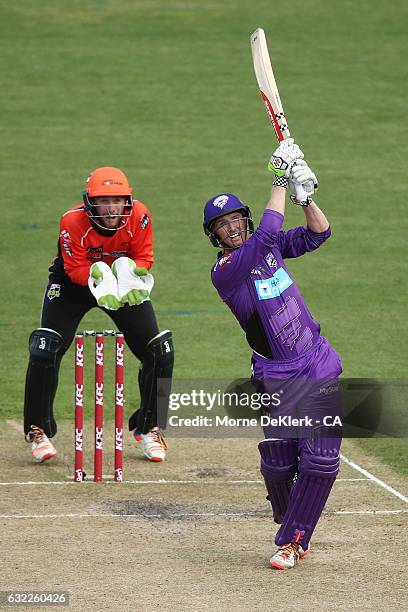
[0,509,407,520]
[340,453,408,504]
[0,478,368,486]
[331,510,408,515]
[0,480,257,486]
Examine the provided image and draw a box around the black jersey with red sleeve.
[48,200,154,286]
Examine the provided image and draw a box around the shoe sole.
[33,452,57,463]
[270,559,295,570]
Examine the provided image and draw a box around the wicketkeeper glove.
[88,262,122,310]
[288,159,318,206]
[112,257,154,306]
[268,138,304,177]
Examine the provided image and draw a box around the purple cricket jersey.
[211,209,332,362]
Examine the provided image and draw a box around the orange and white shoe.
[270,541,310,570]
[26,425,57,463]
[133,427,167,462]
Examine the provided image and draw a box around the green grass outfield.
[0,1,407,473]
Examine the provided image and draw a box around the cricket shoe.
[133,427,167,462]
[270,541,310,570]
[26,425,57,463]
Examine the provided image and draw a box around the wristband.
[290,194,312,207]
[273,176,288,188]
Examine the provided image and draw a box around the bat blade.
[250,28,290,142]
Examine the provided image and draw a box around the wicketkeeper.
[203,140,342,570]
[24,167,174,464]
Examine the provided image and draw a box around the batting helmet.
[203,193,254,247]
[83,167,133,229]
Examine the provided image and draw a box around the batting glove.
[112,257,154,306]
[268,138,304,177]
[288,159,318,206]
[88,262,122,310]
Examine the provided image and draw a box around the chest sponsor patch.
[87,245,103,254]
[254,267,293,300]
[86,249,129,261]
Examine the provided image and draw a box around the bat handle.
[293,182,310,205]
[280,138,310,204]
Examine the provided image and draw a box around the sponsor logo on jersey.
[47,284,61,300]
[319,384,339,395]
[60,229,73,257]
[214,255,231,272]
[141,213,149,229]
[213,254,232,272]
[251,265,267,275]
[218,255,231,268]
[87,245,103,253]
[254,267,293,300]
[86,249,129,262]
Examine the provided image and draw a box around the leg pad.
[24,328,64,437]
[275,429,341,548]
[259,439,298,524]
[129,330,174,434]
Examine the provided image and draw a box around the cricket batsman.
[24,167,174,464]
[203,140,342,570]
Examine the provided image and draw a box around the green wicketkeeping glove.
[112,257,154,306]
[88,262,123,310]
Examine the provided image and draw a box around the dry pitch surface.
[1,422,407,612]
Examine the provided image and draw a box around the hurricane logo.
[213,195,229,209]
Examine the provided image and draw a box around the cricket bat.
[250,27,290,142]
[250,28,308,202]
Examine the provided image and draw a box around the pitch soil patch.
[103,499,269,521]
[187,466,229,478]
